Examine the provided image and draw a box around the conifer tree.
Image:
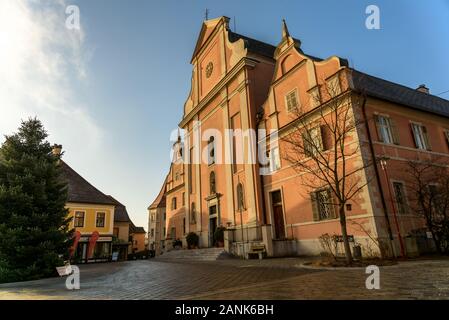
[0,118,72,283]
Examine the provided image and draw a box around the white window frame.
[377,115,394,144]
[95,211,106,228]
[411,122,429,150]
[74,211,85,228]
[269,146,281,172]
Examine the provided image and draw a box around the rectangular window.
[171,197,177,210]
[393,182,407,214]
[303,126,323,157]
[96,212,105,228]
[182,192,185,206]
[74,211,85,227]
[150,229,154,237]
[311,189,336,221]
[170,227,176,239]
[285,89,299,112]
[269,146,281,172]
[183,218,186,234]
[375,115,398,144]
[411,123,431,150]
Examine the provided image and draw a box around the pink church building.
[149,16,449,258]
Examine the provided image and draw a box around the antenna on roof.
[204,8,209,21]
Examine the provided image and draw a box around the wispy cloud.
[0,0,101,148]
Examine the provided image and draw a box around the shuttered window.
[411,123,431,150]
[374,115,399,145]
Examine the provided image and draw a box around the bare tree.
[281,76,372,264]
[406,159,449,254]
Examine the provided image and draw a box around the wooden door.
[271,191,285,239]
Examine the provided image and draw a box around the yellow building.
[56,145,149,262]
[60,159,116,263]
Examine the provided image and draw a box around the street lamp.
[378,156,406,258]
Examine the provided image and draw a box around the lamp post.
[379,157,406,258]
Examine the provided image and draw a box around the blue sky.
[1,0,449,229]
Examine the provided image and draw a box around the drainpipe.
[360,91,396,257]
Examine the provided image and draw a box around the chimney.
[416,84,429,94]
[52,144,62,156]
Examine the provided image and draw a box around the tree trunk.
[339,204,353,264]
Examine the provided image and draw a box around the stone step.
[156,248,232,261]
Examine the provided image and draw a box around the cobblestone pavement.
[0,258,448,300]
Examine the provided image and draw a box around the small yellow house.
[55,145,147,262]
[60,159,117,262]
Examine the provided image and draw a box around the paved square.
[0,258,448,299]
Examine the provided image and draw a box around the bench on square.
[246,244,266,260]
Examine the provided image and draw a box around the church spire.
[282,19,290,40]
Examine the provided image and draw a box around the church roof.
[130,223,146,234]
[148,175,168,209]
[107,195,132,223]
[228,31,276,59]
[60,160,116,206]
[350,69,449,118]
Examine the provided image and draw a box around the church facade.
[149,16,449,258]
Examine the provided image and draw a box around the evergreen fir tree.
[0,118,73,283]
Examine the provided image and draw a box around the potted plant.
[173,239,183,249]
[213,226,226,247]
[186,232,199,249]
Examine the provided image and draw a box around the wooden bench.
[246,244,266,260]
